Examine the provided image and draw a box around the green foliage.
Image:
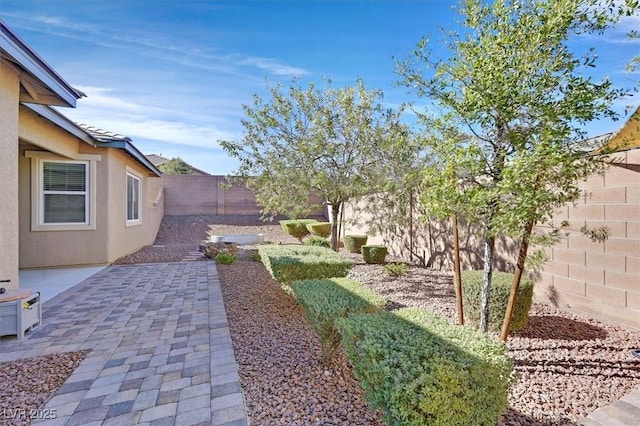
[304,236,330,248]
[158,157,194,175]
[279,219,318,242]
[384,262,408,276]
[214,252,236,265]
[246,249,261,262]
[291,278,386,365]
[397,0,637,332]
[306,222,333,238]
[461,271,534,332]
[343,234,368,254]
[336,308,513,426]
[219,78,407,251]
[258,245,353,289]
[361,245,388,264]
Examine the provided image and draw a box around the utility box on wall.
[0,291,42,339]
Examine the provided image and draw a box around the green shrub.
[306,222,332,238]
[279,219,318,242]
[343,234,368,253]
[384,262,407,276]
[215,252,236,265]
[291,278,386,365]
[304,236,330,248]
[336,308,513,426]
[258,245,353,290]
[246,249,261,262]
[461,270,534,332]
[361,245,388,264]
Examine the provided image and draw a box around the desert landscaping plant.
[215,252,236,265]
[258,245,353,290]
[361,245,388,264]
[398,0,639,338]
[304,236,331,248]
[220,78,408,251]
[462,270,533,332]
[279,219,318,242]
[291,277,385,365]
[343,234,368,254]
[384,262,407,277]
[336,307,513,425]
[306,222,332,238]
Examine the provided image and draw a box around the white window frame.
[126,168,142,226]
[26,151,99,231]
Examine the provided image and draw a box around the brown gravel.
[96,215,640,424]
[0,351,88,425]
[202,215,640,426]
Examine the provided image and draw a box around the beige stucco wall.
[18,107,163,268]
[0,61,21,289]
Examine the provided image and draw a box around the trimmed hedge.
[336,308,513,426]
[291,277,386,365]
[343,234,368,253]
[304,236,330,248]
[258,245,353,288]
[306,222,332,238]
[361,245,388,264]
[279,219,318,241]
[461,270,534,332]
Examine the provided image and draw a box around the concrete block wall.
[536,148,640,330]
[161,175,325,217]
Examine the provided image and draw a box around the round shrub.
[343,234,368,253]
[306,222,332,238]
[361,245,387,264]
[461,270,534,332]
[304,236,330,248]
[215,252,236,265]
[279,219,318,242]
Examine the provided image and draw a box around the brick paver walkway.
[0,261,249,426]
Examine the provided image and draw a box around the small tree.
[398,0,638,336]
[220,78,405,251]
[159,157,193,175]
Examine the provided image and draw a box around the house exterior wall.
[161,175,325,216]
[103,148,164,263]
[17,108,163,268]
[0,61,21,289]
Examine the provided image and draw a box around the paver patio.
[0,261,249,426]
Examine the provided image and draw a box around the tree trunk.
[480,234,495,332]
[452,213,464,326]
[330,202,341,252]
[500,220,534,341]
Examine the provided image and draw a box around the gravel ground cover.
[3,215,637,425]
[0,351,87,426]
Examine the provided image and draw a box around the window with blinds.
[127,173,140,222]
[41,161,88,224]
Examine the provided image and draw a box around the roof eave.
[1,20,82,107]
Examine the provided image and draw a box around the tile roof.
[76,124,131,143]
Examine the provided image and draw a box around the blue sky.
[1,1,638,174]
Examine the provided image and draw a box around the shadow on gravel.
[513,357,640,379]
[515,315,607,341]
[502,407,573,426]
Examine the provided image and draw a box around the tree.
[398,0,638,336]
[220,78,405,251]
[159,157,193,175]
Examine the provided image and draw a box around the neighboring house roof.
[145,153,211,176]
[0,20,84,107]
[596,106,640,153]
[78,124,162,176]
